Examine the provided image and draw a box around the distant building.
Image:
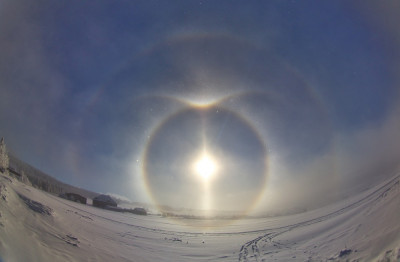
[132,207,147,216]
[93,194,117,208]
[60,193,87,204]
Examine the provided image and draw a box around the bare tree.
[0,137,9,173]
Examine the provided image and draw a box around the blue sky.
[1,1,400,213]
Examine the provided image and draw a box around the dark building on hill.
[132,207,147,216]
[93,194,117,208]
[60,193,87,204]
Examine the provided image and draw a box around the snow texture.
[0,173,400,261]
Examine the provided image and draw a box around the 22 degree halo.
[142,104,268,223]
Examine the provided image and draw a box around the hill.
[8,154,98,199]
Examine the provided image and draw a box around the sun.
[194,153,218,180]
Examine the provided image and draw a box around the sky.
[1,1,400,215]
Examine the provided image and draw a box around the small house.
[60,193,87,204]
[93,194,117,208]
[132,207,147,216]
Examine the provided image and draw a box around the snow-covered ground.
[1,173,400,262]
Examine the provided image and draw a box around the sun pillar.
[193,152,218,217]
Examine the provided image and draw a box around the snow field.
[0,173,400,261]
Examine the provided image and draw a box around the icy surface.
[0,173,400,261]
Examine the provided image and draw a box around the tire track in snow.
[238,174,400,261]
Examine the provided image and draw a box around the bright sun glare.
[194,154,217,180]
